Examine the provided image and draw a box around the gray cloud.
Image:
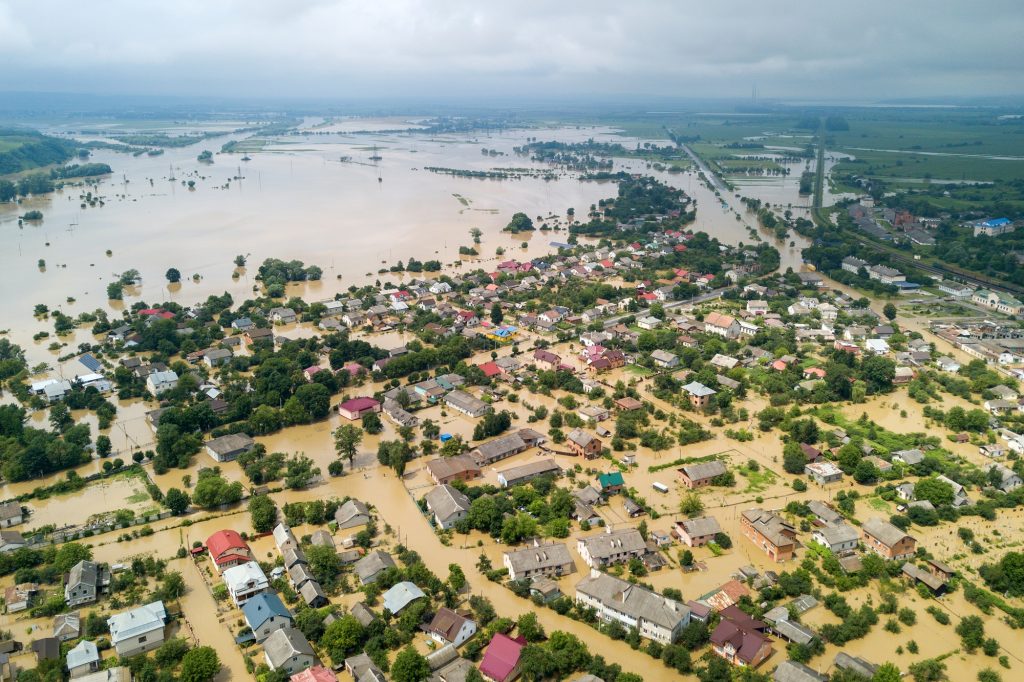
[0,0,1021,100]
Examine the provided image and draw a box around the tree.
[915,477,955,507]
[391,646,430,682]
[179,646,220,682]
[165,268,181,284]
[470,227,483,244]
[490,303,504,325]
[49,402,72,432]
[334,424,363,466]
[503,212,535,233]
[53,543,92,573]
[908,658,947,682]
[679,493,704,517]
[294,383,331,420]
[872,663,903,682]
[158,571,186,600]
[248,494,277,533]
[883,302,897,321]
[321,615,365,663]
[362,412,383,434]
[956,615,985,652]
[517,612,545,642]
[96,434,112,457]
[783,442,807,474]
[164,488,190,515]
[234,254,247,267]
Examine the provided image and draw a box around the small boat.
[241,154,251,162]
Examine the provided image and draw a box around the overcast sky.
[1,0,1021,102]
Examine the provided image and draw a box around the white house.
[145,370,178,396]
[223,561,269,607]
[575,571,689,644]
[107,601,166,657]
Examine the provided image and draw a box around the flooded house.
[205,530,254,572]
[263,627,316,674]
[334,500,371,529]
[424,484,472,529]
[354,551,397,585]
[65,560,110,608]
[204,433,255,462]
[107,601,166,657]
[426,607,477,647]
[502,541,575,581]
[574,570,690,644]
[243,592,294,643]
[576,528,646,568]
[223,561,270,607]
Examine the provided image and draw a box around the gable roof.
[264,627,314,667]
[207,529,250,563]
[243,592,292,630]
[108,601,166,645]
[382,581,426,614]
[479,633,526,682]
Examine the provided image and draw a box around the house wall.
[114,628,165,657]
[266,651,315,674]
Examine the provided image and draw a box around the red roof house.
[710,606,774,667]
[480,633,526,682]
[206,530,253,573]
[478,361,503,378]
[338,397,381,421]
[290,666,337,682]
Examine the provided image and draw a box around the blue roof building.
[242,592,293,643]
[382,581,426,614]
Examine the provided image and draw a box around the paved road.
[680,143,729,193]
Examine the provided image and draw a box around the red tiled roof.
[478,361,502,377]
[290,666,337,682]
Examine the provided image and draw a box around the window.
[138,636,147,643]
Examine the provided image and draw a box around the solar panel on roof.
[78,354,102,372]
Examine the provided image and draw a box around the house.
[746,300,770,316]
[269,307,297,324]
[426,608,477,647]
[797,271,825,288]
[577,528,646,568]
[337,397,381,421]
[597,471,625,495]
[243,592,294,643]
[740,509,797,562]
[682,381,717,409]
[334,500,371,529]
[0,502,23,528]
[107,601,166,657]
[811,524,859,554]
[833,653,878,679]
[480,633,526,682]
[566,429,602,458]
[773,660,827,682]
[677,460,728,488]
[841,256,868,274]
[804,461,843,485]
[426,455,482,484]
[345,653,386,682]
[674,516,722,547]
[471,430,543,466]
[425,485,472,529]
[67,639,100,678]
[497,459,561,488]
[614,397,644,412]
[354,551,397,585]
[203,348,233,368]
[575,571,690,644]
[902,562,949,595]
[865,338,890,355]
[637,316,661,330]
[205,433,255,463]
[985,463,1023,492]
[290,666,338,682]
[805,501,842,526]
[0,530,25,553]
[938,280,974,298]
[650,349,679,368]
[53,612,81,642]
[300,581,329,609]
[445,390,491,418]
[973,218,1015,237]
[4,583,34,613]
[206,530,254,573]
[705,312,740,338]
[264,627,316,674]
[223,561,270,607]
[382,582,426,615]
[862,518,916,560]
[709,606,773,668]
[32,637,59,664]
[532,349,562,370]
[503,541,576,581]
[892,449,925,466]
[145,370,178,396]
[65,561,109,607]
